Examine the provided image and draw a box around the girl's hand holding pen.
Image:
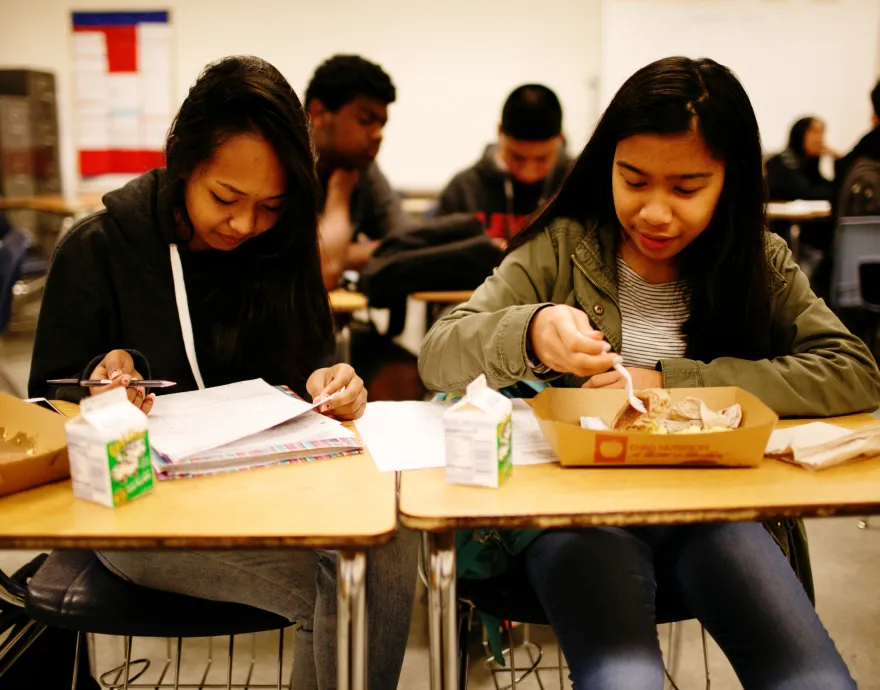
[88,349,155,414]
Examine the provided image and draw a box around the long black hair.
[163,56,333,386]
[510,57,773,363]
[787,116,823,176]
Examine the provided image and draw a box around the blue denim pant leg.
[524,526,667,690]
[660,521,854,690]
[523,523,854,690]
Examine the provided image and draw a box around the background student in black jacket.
[765,116,838,298]
[836,80,880,188]
[28,56,416,690]
[766,116,836,202]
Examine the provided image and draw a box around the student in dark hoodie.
[436,84,570,248]
[28,56,416,690]
[836,80,880,190]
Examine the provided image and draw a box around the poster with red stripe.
[72,11,172,177]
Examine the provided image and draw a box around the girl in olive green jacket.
[419,57,877,690]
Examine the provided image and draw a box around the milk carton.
[65,388,153,507]
[444,375,513,488]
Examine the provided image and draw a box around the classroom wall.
[601,0,880,162]
[0,0,603,195]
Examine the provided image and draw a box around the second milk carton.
[66,388,153,507]
[443,375,512,488]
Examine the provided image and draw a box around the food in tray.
[580,389,743,435]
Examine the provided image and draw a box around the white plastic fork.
[614,361,647,413]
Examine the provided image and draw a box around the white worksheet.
[356,399,556,472]
[149,379,325,460]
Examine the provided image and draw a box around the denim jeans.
[98,526,418,690]
[524,522,855,690]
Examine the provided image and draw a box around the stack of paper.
[765,422,880,470]
[148,380,362,479]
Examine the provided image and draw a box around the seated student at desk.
[836,80,880,196]
[419,57,880,689]
[766,117,837,297]
[436,84,570,249]
[305,54,407,289]
[765,117,836,202]
[28,56,416,690]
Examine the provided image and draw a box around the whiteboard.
[600,0,880,157]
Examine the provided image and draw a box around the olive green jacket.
[419,218,880,418]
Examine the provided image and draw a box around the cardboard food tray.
[531,387,778,468]
[0,393,70,496]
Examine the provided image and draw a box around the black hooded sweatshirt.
[835,126,880,195]
[28,169,332,402]
[435,144,571,240]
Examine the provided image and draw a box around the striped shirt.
[617,257,690,369]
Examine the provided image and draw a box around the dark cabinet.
[0,70,61,195]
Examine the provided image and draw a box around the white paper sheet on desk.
[357,399,556,472]
[148,379,322,460]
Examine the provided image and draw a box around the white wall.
[601,0,880,159]
[0,0,603,195]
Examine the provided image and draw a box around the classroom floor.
[2,330,880,689]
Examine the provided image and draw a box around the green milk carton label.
[497,415,513,484]
[65,387,153,508]
[444,375,514,488]
[107,431,153,506]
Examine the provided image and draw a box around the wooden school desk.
[399,413,880,690]
[410,291,475,330]
[0,194,104,218]
[0,401,395,690]
[766,201,833,263]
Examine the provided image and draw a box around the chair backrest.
[0,228,30,334]
[837,157,880,217]
[857,257,880,310]
[830,217,880,308]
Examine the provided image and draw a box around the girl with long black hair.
[419,57,879,689]
[30,56,416,690]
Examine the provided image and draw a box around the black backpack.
[359,213,502,335]
[837,156,880,217]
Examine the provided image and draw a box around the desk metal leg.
[337,550,367,690]
[340,323,352,365]
[424,531,458,690]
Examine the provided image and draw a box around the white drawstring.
[169,243,206,390]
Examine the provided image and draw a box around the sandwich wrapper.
[533,387,777,467]
[765,422,880,470]
[0,393,69,497]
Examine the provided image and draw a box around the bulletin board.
[71,11,173,177]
